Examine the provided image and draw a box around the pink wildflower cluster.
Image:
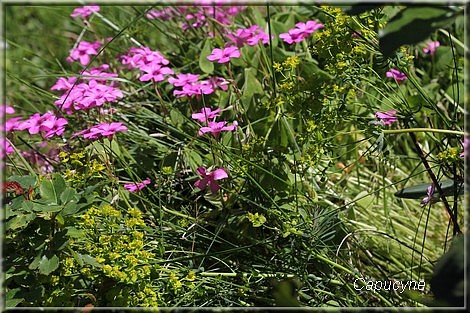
[70,4,100,19]
[225,25,270,48]
[146,7,182,20]
[386,69,407,82]
[7,111,68,139]
[194,166,228,193]
[423,41,440,56]
[169,73,228,98]
[118,46,174,82]
[146,5,245,32]
[124,179,151,192]
[192,107,237,138]
[66,40,103,66]
[207,46,240,64]
[280,20,324,44]
[375,110,397,125]
[71,122,128,140]
[52,71,124,115]
[181,5,245,30]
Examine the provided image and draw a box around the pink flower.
[207,46,240,64]
[67,41,101,66]
[194,166,228,193]
[204,77,229,91]
[423,41,440,56]
[460,137,469,158]
[0,138,15,159]
[280,20,323,44]
[146,8,176,20]
[118,46,170,69]
[71,122,128,140]
[54,79,123,114]
[198,121,237,137]
[294,20,324,36]
[82,64,119,84]
[13,111,67,138]
[124,179,151,192]
[421,183,437,206]
[225,25,270,47]
[192,107,221,123]
[279,29,305,44]
[173,82,214,98]
[5,117,23,132]
[375,110,397,125]
[386,69,407,82]
[51,76,78,91]
[168,73,200,87]
[5,106,15,114]
[1,105,16,119]
[139,63,174,82]
[70,5,100,18]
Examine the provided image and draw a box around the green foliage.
[2,3,465,309]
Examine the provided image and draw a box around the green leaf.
[38,254,59,275]
[243,67,264,97]
[379,7,459,56]
[78,253,102,268]
[354,191,374,209]
[8,175,37,190]
[32,202,63,213]
[61,202,79,216]
[60,187,77,204]
[199,39,214,74]
[6,213,36,230]
[39,173,66,204]
[66,226,85,239]
[5,288,24,307]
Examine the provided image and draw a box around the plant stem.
[406,129,462,235]
[383,128,465,136]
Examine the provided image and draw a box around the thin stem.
[383,128,465,136]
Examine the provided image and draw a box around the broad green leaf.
[66,226,85,239]
[199,39,214,74]
[379,7,459,56]
[29,254,42,270]
[5,288,24,307]
[354,191,374,209]
[21,201,34,212]
[32,202,63,213]
[38,254,59,275]
[61,202,79,216]
[8,175,37,190]
[243,68,264,97]
[39,174,65,204]
[79,253,102,268]
[6,213,36,230]
[60,187,77,204]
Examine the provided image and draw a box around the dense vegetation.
[1,2,466,309]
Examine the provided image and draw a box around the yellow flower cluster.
[437,147,462,163]
[71,204,160,306]
[59,150,106,183]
